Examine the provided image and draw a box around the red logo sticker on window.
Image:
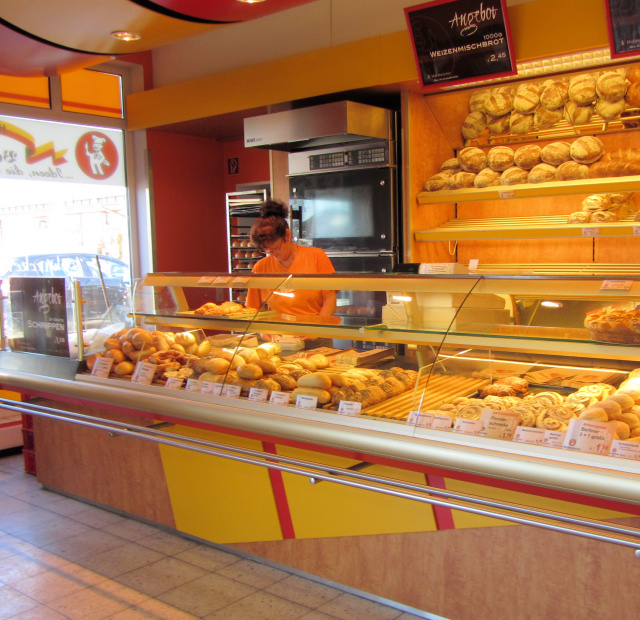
[75,132,118,180]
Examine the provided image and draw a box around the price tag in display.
[480,410,521,440]
[634,226,640,236]
[200,381,217,395]
[542,430,566,448]
[295,394,318,410]
[512,426,545,445]
[563,419,614,455]
[224,384,242,399]
[164,376,184,390]
[601,280,633,291]
[269,391,290,406]
[406,410,433,428]
[609,440,640,461]
[338,401,362,417]
[582,227,600,237]
[452,417,483,436]
[185,378,202,393]
[232,276,250,284]
[197,276,215,285]
[131,361,155,385]
[498,189,515,199]
[248,387,269,403]
[91,356,114,378]
[431,414,454,430]
[214,276,232,284]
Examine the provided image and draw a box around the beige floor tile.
[204,590,310,620]
[48,578,149,620]
[44,496,101,518]
[173,544,240,572]
[0,545,70,584]
[109,597,199,619]
[135,529,200,555]
[103,519,161,541]
[0,584,41,619]
[317,592,402,620]
[11,562,107,604]
[0,506,61,535]
[0,534,36,561]
[215,558,290,589]
[7,605,68,619]
[78,541,165,578]
[298,612,344,620]
[114,556,209,598]
[14,487,63,507]
[0,496,32,517]
[158,572,257,617]
[265,574,342,609]
[12,515,95,547]
[43,529,128,562]
[68,506,127,529]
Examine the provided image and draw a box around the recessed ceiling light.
[111,31,142,42]
[236,0,267,3]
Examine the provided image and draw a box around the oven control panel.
[309,145,388,170]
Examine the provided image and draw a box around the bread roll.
[539,80,569,109]
[254,358,278,374]
[254,378,282,396]
[484,92,513,116]
[203,358,231,375]
[424,172,453,192]
[440,158,461,173]
[556,160,589,180]
[568,73,597,104]
[447,171,476,189]
[567,211,592,224]
[579,407,608,423]
[308,354,330,369]
[271,373,297,391]
[570,136,604,164]
[591,210,619,222]
[474,167,501,188]
[236,363,264,380]
[595,97,626,120]
[486,114,511,134]
[600,148,640,162]
[596,71,628,101]
[514,144,542,170]
[294,358,317,371]
[528,163,557,183]
[588,160,640,178]
[297,372,332,390]
[509,111,534,134]
[626,64,640,83]
[291,387,332,405]
[469,90,489,112]
[541,142,571,166]
[513,83,540,113]
[500,166,529,185]
[534,106,563,129]
[461,111,487,140]
[582,194,612,211]
[487,146,515,171]
[625,81,640,107]
[564,100,594,125]
[608,191,635,203]
[459,147,487,173]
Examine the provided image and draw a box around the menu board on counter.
[9,277,70,357]
[604,0,640,59]
[405,0,516,89]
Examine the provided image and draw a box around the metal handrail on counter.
[5,397,640,555]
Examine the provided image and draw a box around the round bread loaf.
[492,85,516,97]
[564,100,594,125]
[487,146,515,171]
[556,160,589,181]
[595,97,626,120]
[596,71,628,101]
[486,114,511,134]
[539,80,569,109]
[626,64,640,83]
[468,90,489,112]
[500,166,529,185]
[297,372,332,390]
[424,172,453,192]
[458,147,487,173]
[568,73,597,104]
[528,163,557,183]
[591,210,618,222]
[440,158,461,173]
[509,111,534,134]
[608,191,635,204]
[448,171,476,189]
[534,106,563,129]
[570,136,604,164]
[474,167,501,188]
[541,141,571,165]
[513,82,540,113]
[582,194,612,211]
[567,211,592,224]
[513,144,542,169]
[484,92,513,116]
[625,81,640,107]
[461,111,487,140]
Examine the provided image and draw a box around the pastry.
[543,405,575,423]
[530,391,565,406]
[568,73,597,105]
[514,144,543,170]
[556,161,589,181]
[541,141,571,166]
[596,71,628,101]
[570,136,604,164]
[474,167,501,188]
[497,376,529,395]
[456,404,484,420]
[487,146,515,171]
[528,163,557,183]
[576,383,616,400]
[535,414,568,431]
[459,147,488,173]
[478,383,517,398]
[513,82,540,114]
[461,111,487,140]
[500,166,529,185]
[578,407,609,423]
[564,100,594,125]
[611,420,631,440]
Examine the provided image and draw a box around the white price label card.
[480,409,521,440]
[542,430,566,448]
[224,384,242,399]
[609,440,640,460]
[601,280,633,291]
[406,410,433,428]
[498,189,515,199]
[164,376,184,390]
[214,276,232,284]
[452,417,483,436]
[197,276,215,285]
[431,414,454,430]
[91,356,114,378]
[468,258,479,271]
[582,226,600,237]
[200,381,217,395]
[563,419,613,455]
[634,226,640,236]
[269,391,290,405]
[248,387,269,403]
[131,361,155,385]
[512,426,545,445]
[295,394,318,410]
[185,378,202,393]
[212,383,224,396]
[338,401,362,417]
[232,276,250,284]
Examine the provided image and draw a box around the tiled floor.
[0,451,427,620]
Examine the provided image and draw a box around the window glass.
[61,70,123,118]
[0,74,50,108]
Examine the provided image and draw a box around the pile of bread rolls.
[462,69,633,143]
[193,301,252,316]
[567,192,634,224]
[584,306,640,344]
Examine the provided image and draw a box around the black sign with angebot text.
[405,0,516,89]
[9,277,70,357]
[604,0,640,59]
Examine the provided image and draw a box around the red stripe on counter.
[425,474,456,530]
[262,441,296,540]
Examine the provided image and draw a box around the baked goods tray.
[176,310,277,320]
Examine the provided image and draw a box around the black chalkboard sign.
[405,0,516,89]
[604,0,640,59]
[9,277,70,358]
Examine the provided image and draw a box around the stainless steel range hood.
[244,101,393,152]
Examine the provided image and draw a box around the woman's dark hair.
[250,199,290,249]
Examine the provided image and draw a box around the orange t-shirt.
[246,246,335,315]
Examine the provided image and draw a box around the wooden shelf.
[414,213,639,241]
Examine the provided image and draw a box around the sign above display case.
[404,0,516,89]
[604,0,640,59]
